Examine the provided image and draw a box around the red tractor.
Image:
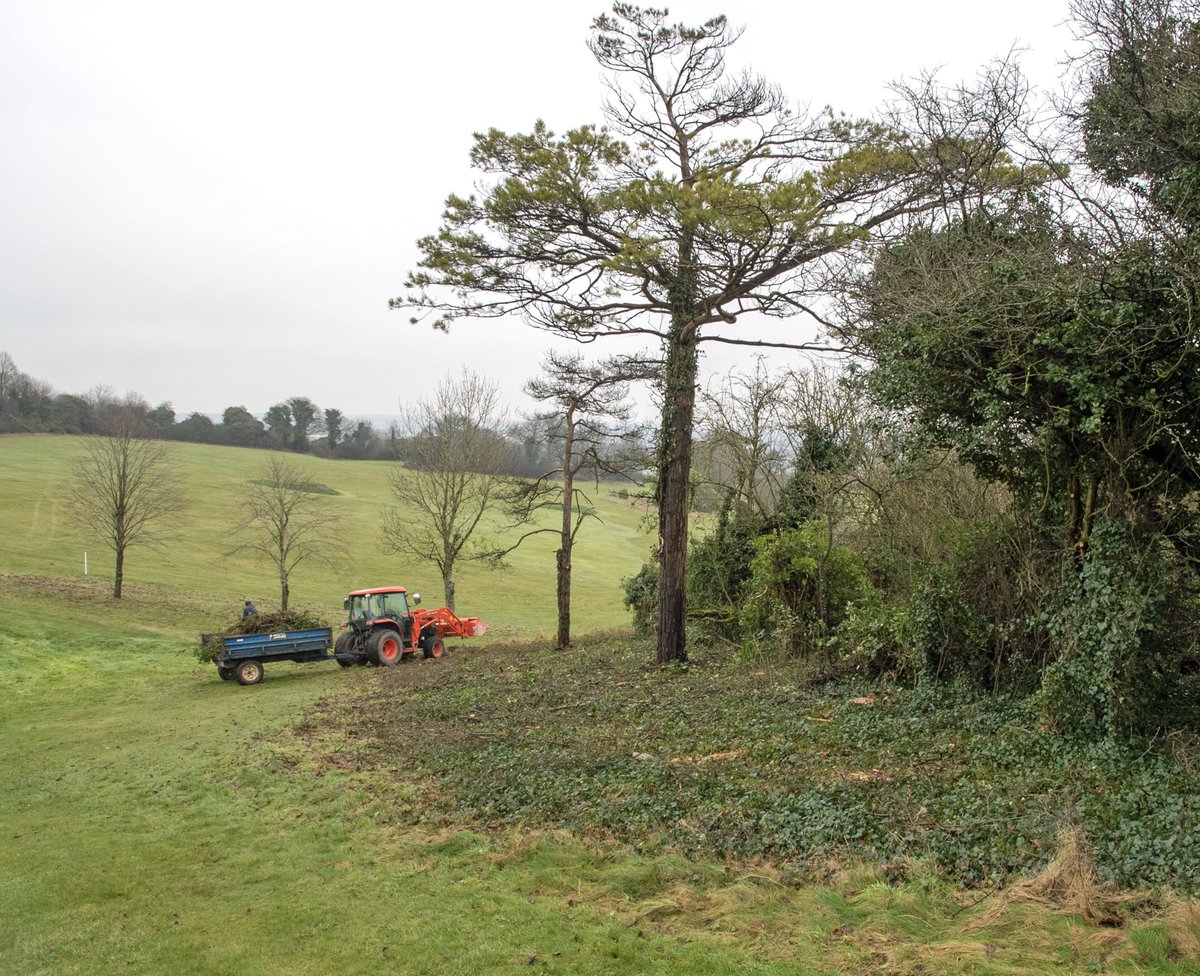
[334,586,488,667]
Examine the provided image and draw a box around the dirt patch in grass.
[3,572,160,603]
[0,573,333,644]
[1,572,239,625]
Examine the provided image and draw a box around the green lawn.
[0,587,768,975]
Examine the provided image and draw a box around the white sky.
[0,0,1078,419]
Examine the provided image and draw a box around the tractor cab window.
[378,591,409,619]
[348,595,379,621]
[348,592,408,622]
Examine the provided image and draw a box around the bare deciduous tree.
[695,358,791,517]
[226,455,345,612]
[382,370,514,613]
[68,405,185,598]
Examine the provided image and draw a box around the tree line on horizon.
[0,355,391,460]
[0,351,621,477]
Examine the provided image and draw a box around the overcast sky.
[0,0,1078,419]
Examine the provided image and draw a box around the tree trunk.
[655,323,699,665]
[557,411,577,650]
[556,548,571,650]
[443,568,456,613]
[113,546,124,599]
[280,572,290,613]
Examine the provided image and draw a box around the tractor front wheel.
[235,660,265,685]
[369,629,403,667]
[423,637,445,660]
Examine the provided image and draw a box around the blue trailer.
[213,627,333,685]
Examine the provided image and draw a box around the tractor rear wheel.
[235,660,264,685]
[369,629,403,667]
[334,632,355,667]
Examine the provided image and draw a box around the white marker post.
[84,552,88,576]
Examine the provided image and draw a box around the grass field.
[0,434,653,637]
[3,434,1200,974]
[0,585,723,976]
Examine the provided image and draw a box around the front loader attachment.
[412,607,489,641]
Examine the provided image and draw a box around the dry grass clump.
[1164,897,1200,958]
[973,827,1131,928]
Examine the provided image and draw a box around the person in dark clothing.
[242,600,258,619]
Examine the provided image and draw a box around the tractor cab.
[344,587,421,629]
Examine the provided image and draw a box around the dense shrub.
[834,511,1200,735]
[685,495,764,639]
[837,514,1056,689]
[1041,520,1200,734]
[621,557,658,635]
[738,521,870,659]
[627,511,872,660]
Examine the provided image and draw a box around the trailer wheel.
[217,666,236,681]
[235,660,264,685]
[369,629,402,667]
[423,637,445,660]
